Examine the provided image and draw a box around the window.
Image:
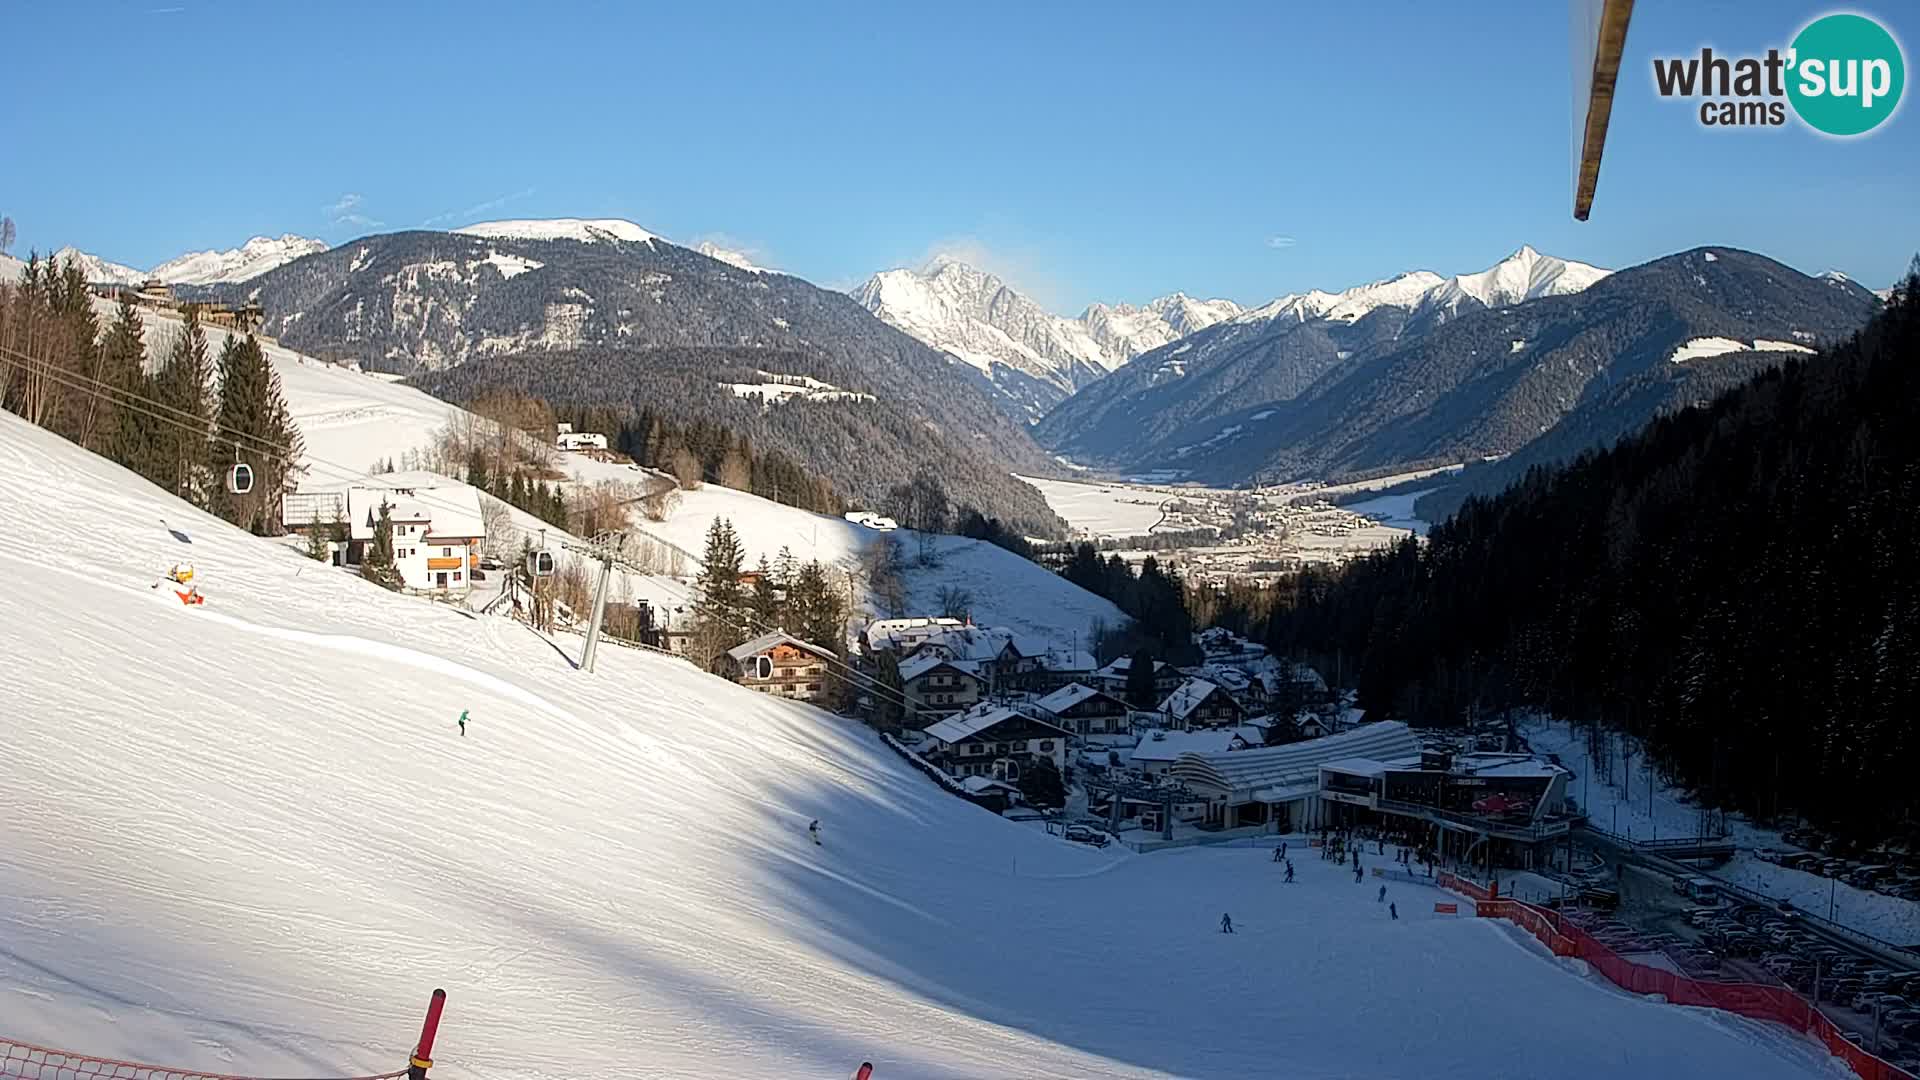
[806,683,821,692]
[1039,740,1054,752]
[961,743,979,756]
[442,547,452,557]
[453,572,462,582]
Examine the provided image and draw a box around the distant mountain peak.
[693,241,768,274]
[453,218,657,246]
[852,258,1241,419]
[152,234,328,284]
[50,246,144,285]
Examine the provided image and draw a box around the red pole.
[408,989,447,1079]
[853,1064,873,1080]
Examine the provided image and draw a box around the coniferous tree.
[208,334,302,533]
[1125,648,1159,709]
[151,306,215,506]
[361,502,401,589]
[97,296,152,472]
[749,554,779,626]
[692,517,748,659]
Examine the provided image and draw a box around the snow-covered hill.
[452,218,657,246]
[151,235,329,284]
[0,413,1846,1078]
[852,259,1240,419]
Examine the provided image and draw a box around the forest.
[1265,267,1920,843]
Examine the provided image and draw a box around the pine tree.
[97,296,152,473]
[692,517,748,658]
[749,554,779,625]
[1125,648,1159,709]
[208,334,302,534]
[361,501,401,589]
[151,306,215,506]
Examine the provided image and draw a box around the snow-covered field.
[1525,717,1920,945]
[1343,489,1434,537]
[1016,474,1167,539]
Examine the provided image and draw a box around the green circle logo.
[1787,13,1905,136]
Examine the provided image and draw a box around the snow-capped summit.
[1238,270,1450,327]
[1415,245,1610,317]
[50,246,145,285]
[694,241,767,273]
[453,218,656,246]
[852,258,1239,418]
[151,235,328,285]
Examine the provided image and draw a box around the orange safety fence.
[1459,889,1918,1080]
[0,1039,407,1080]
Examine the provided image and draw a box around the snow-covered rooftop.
[922,705,1065,746]
[1169,722,1422,795]
[1159,678,1225,721]
[1130,728,1244,763]
[724,630,835,664]
[899,652,980,683]
[1033,682,1118,714]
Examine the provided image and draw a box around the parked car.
[1063,824,1111,848]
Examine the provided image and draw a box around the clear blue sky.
[5,0,1914,310]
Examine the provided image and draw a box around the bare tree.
[670,447,704,489]
[0,216,15,255]
[936,584,973,621]
[480,495,517,559]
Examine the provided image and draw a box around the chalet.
[1194,627,1271,671]
[1184,664,1268,712]
[899,625,1047,692]
[717,630,837,704]
[1090,656,1183,700]
[959,774,1025,813]
[285,477,486,593]
[554,422,609,452]
[920,705,1070,780]
[862,616,966,655]
[1159,678,1245,730]
[1031,647,1097,691]
[900,654,985,718]
[1032,682,1132,737]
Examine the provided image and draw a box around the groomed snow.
[1669,338,1819,364]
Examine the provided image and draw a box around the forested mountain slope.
[1268,271,1920,842]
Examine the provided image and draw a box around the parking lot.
[1553,851,1920,1073]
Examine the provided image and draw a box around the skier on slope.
[1378,884,1387,903]
[808,819,822,846]
[457,710,469,737]
[1273,846,1283,863]
[1285,862,1295,883]
[1390,902,1398,921]
[1220,912,1234,934]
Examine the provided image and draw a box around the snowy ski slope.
[0,411,1852,1079]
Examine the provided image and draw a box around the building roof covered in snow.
[317,481,486,542]
[1130,728,1245,764]
[1159,678,1227,721]
[724,630,836,663]
[1039,648,1096,674]
[899,652,982,683]
[1094,656,1170,681]
[1168,722,1421,799]
[960,775,1022,796]
[1034,682,1118,715]
[905,625,1049,664]
[864,617,965,652]
[922,705,1068,747]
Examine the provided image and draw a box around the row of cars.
[1759,832,1920,901]
[1565,910,1723,977]
[1687,903,1920,1069]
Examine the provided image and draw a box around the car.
[1754,848,1783,863]
[1062,824,1111,848]
[1855,992,1906,1012]
[478,556,503,570]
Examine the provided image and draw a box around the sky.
[3,0,1915,311]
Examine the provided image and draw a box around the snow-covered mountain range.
[40,235,329,285]
[150,235,329,285]
[1228,246,1610,331]
[852,257,1240,419]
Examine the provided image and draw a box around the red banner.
[1434,903,1458,914]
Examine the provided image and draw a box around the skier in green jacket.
[457,710,468,737]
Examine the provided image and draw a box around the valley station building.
[1166,721,1577,869]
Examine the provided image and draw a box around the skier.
[1390,902,1399,921]
[1354,865,1364,884]
[1280,841,1288,860]
[808,819,822,846]
[457,710,468,737]
[1285,862,1295,884]
[1272,846,1284,863]
[1220,912,1234,934]
[1378,884,1387,903]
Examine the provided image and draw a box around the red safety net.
[1465,895,1918,1080]
[0,1039,406,1080]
